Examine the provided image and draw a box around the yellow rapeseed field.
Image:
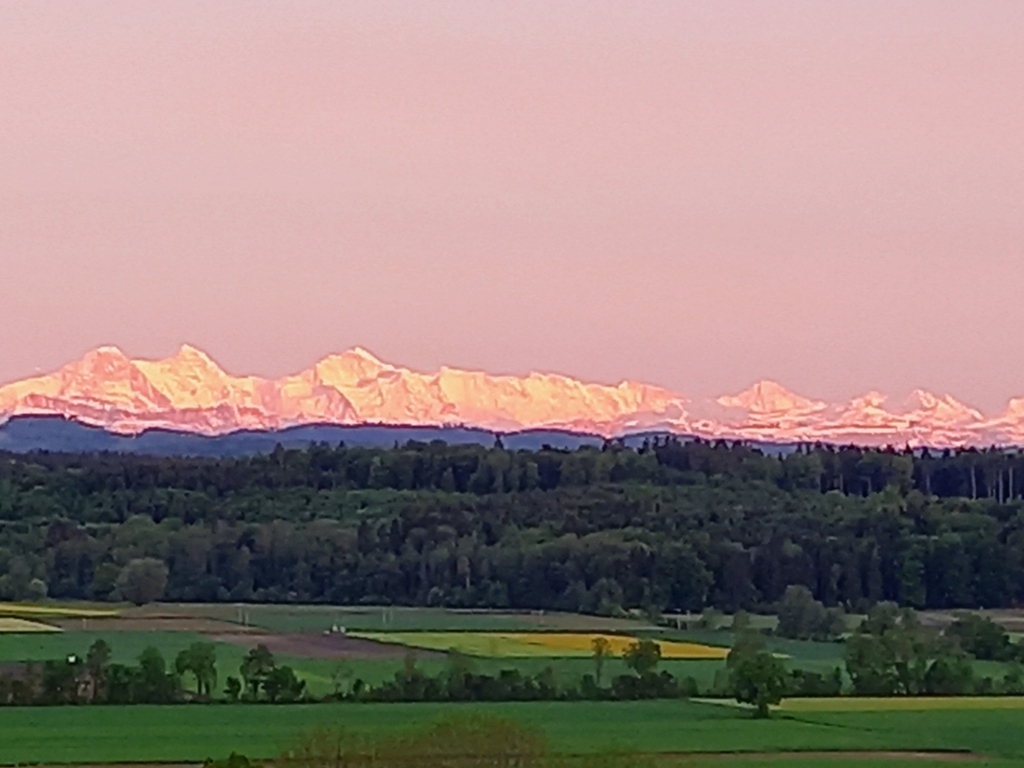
[353,631,729,659]
[0,602,118,618]
[0,617,62,633]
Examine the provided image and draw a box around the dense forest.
[1,438,1023,613]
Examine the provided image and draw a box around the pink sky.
[1,1,1023,412]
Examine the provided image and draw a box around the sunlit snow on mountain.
[1,346,1023,447]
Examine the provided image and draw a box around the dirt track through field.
[212,632,443,659]
[52,617,258,633]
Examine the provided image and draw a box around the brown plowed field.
[212,632,442,659]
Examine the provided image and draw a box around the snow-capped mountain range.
[1,345,1023,447]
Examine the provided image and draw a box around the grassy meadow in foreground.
[777,696,1024,712]
[2,699,1024,765]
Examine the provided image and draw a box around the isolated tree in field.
[623,639,661,677]
[263,665,305,702]
[591,636,611,685]
[115,558,168,605]
[730,649,787,717]
[728,635,787,718]
[240,644,276,699]
[175,641,218,698]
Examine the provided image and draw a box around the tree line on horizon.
[0,439,1023,612]
[5,435,1024,498]
[0,639,306,706]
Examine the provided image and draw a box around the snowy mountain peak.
[0,345,1022,446]
[172,343,217,363]
[717,380,825,415]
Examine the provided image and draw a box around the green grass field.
[0,628,734,697]
[2,605,1022,767]
[778,696,1024,712]
[1,699,1023,765]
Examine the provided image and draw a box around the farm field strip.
[0,617,61,633]
[350,631,730,658]
[0,602,664,636]
[0,603,118,618]
[133,603,654,633]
